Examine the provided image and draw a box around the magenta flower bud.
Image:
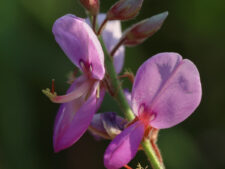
[107,0,143,21]
[123,11,168,46]
[79,0,99,15]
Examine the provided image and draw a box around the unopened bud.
[107,0,143,21]
[122,11,168,46]
[79,0,99,16]
[89,112,127,140]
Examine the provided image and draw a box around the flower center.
[79,60,93,79]
[137,104,155,129]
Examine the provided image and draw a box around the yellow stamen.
[42,88,57,100]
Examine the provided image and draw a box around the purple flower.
[104,52,202,169]
[43,14,105,152]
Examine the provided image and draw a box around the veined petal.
[132,52,202,129]
[53,14,105,80]
[97,14,125,73]
[104,121,144,169]
[53,80,104,152]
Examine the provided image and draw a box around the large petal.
[132,52,202,129]
[53,14,105,80]
[97,14,125,73]
[53,80,104,152]
[104,121,144,169]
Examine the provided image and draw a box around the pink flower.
[43,14,125,152]
[104,52,202,169]
[42,14,105,152]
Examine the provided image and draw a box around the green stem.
[99,36,164,169]
[99,36,134,121]
[142,139,164,169]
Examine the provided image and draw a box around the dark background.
[0,0,225,169]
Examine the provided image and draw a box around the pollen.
[42,88,57,100]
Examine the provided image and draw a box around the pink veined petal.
[132,52,202,129]
[53,14,105,80]
[97,14,125,73]
[104,121,145,169]
[53,80,104,152]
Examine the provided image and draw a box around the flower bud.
[107,0,143,21]
[122,11,168,46]
[89,112,127,140]
[79,0,99,16]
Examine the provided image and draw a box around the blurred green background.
[0,0,225,169]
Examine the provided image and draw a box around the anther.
[42,88,57,100]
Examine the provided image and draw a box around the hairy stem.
[142,139,164,169]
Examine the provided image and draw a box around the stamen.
[42,80,91,103]
[42,88,57,100]
[51,79,55,94]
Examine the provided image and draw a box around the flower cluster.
[43,0,202,168]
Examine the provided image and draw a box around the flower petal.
[132,52,202,129]
[104,121,144,169]
[53,80,104,152]
[97,14,125,73]
[53,14,105,80]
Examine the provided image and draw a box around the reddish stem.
[118,72,134,84]
[110,37,127,57]
[124,165,133,169]
[97,17,108,35]
[92,15,97,33]
[51,79,55,94]
[150,140,163,164]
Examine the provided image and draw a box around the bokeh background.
[0,0,225,169]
